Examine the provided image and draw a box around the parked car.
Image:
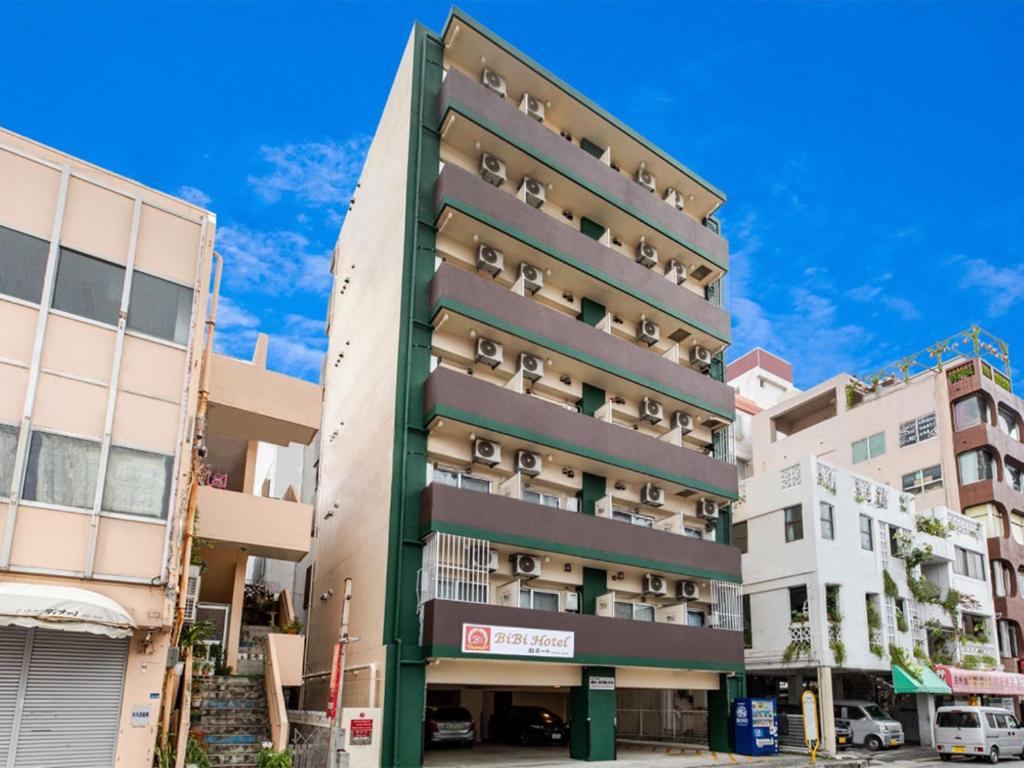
[488,705,568,746]
[424,706,476,748]
[834,720,853,750]
[834,700,904,750]
[934,705,1024,763]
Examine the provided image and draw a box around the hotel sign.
[935,665,1024,696]
[461,623,574,658]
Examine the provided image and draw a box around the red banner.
[934,665,1024,696]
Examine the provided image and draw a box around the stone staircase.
[192,675,269,767]
[237,625,271,675]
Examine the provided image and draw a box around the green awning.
[893,664,952,695]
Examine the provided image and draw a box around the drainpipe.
[157,251,223,750]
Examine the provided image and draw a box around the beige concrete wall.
[305,33,416,707]
[197,485,312,561]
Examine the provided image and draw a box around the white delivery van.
[934,706,1024,763]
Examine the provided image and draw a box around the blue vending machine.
[732,698,779,756]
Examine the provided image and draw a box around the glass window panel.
[532,591,559,612]
[0,225,49,303]
[23,431,100,508]
[734,521,748,553]
[634,604,655,622]
[687,610,705,626]
[614,601,633,620]
[999,407,1020,440]
[0,423,19,498]
[460,475,490,493]
[127,271,194,344]
[917,413,937,441]
[784,505,803,542]
[51,248,125,325]
[868,432,886,458]
[852,438,869,464]
[632,514,654,528]
[860,514,874,550]
[102,446,173,518]
[959,449,994,484]
[519,589,531,609]
[820,502,835,540]
[433,468,459,487]
[954,395,988,431]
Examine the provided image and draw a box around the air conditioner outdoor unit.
[518,176,545,208]
[472,438,502,467]
[665,259,687,286]
[636,164,656,193]
[641,482,665,508]
[471,548,499,572]
[637,318,660,346]
[517,352,544,382]
[643,574,668,597]
[636,239,659,269]
[515,449,542,477]
[519,92,544,121]
[664,187,686,211]
[184,564,201,623]
[476,243,504,277]
[513,553,542,579]
[518,262,543,294]
[481,68,507,98]
[690,345,713,371]
[676,580,700,602]
[480,153,507,187]
[564,592,580,613]
[475,337,503,369]
[640,397,664,425]
[697,498,719,521]
[671,411,694,435]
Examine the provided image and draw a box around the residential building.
[0,128,318,766]
[305,8,743,765]
[736,457,997,749]
[729,349,798,481]
[743,328,1024,718]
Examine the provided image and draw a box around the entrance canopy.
[0,583,136,638]
[892,664,952,695]
[934,665,1024,696]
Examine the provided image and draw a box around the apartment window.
[998,406,1021,441]
[737,458,752,480]
[22,431,101,509]
[127,272,194,344]
[302,566,313,611]
[611,507,654,528]
[1012,512,1024,545]
[523,489,562,509]
[734,521,749,553]
[958,448,996,485]
[860,514,874,550]
[953,547,985,580]
[999,619,1020,658]
[1007,463,1024,493]
[742,594,752,649]
[899,413,937,447]
[51,248,125,326]
[789,585,808,616]
[852,432,886,464]
[687,610,706,627]
[889,525,907,557]
[902,465,943,495]
[615,601,655,622]
[0,225,49,304]
[519,588,560,612]
[819,502,835,540]
[102,446,173,519]
[953,394,989,431]
[0,423,18,499]
[431,466,490,494]
[784,504,803,542]
[684,527,705,540]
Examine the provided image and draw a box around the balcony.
[423,367,738,501]
[430,263,734,420]
[438,68,727,274]
[420,599,743,671]
[434,164,730,347]
[421,483,740,581]
[197,484,312,561]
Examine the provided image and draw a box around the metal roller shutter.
[0,627,128,768]
[0,627,28,764]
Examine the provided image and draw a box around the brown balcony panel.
[197,485,312,561]
[423,366,738,499]
[954,423,1024,512]
[438,68,728,267]
[430,264,734,418]
[421,599,743,670]
[421,483,740,581]
[433,164,730,344]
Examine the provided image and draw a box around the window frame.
[860,514,874,551]
[0,421,19,502]
[998,405,1021,441]
[614,600,656,622]
[125,269,195,346]
[899,413,937,447]
[519,587,561,612]
[902,464,943,495]
[430,465,492,494]
[819,501,835,540]
[852,431,886,464]
[21,428,102,511]
[783,504,803,543]
[953,546,986,580]
[953,394,990,431]
[50,247,126,328]
[734,521,749,553]
[0,224,50,305]
[958,448,996,485]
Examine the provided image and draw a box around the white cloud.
[216,224,331,296]
[845,282,920,320]
[959,257,1024,318]
[177,185,212,208]
[284,313,325,336]
[216,296,260,329]
[247,137,370,209]
[266,335,327,381]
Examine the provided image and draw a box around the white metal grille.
[710,581,742,631]
[420,532,491,606]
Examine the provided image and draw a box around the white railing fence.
[617,709,708,744]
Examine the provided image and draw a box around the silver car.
[834,700,904,750]
[935,706,1024,763]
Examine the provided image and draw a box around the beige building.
[0,128,319,766]
[304,8,744,766]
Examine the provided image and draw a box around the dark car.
[835,720,852,749]
[424,706,476,748]
[488,706,568,746]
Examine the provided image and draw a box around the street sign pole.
[329,579,354,768]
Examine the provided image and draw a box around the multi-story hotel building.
[739,328,1024,718]
[305,8,743,765]
[0,129,318,766]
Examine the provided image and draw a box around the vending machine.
[732,697,779,755]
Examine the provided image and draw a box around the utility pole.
[328,579,355,768]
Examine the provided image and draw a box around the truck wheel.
[988,747,999,764]
[865,735,882,751]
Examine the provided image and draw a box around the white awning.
[0,583,137,639]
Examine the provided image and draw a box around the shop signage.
[589,675,615,690]
[130,705,151,727]
[935,666,1024,696]
[461,623,574,658]
[349,715,373,746]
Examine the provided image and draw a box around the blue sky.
[2,2,1021,388]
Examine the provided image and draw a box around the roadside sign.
[801,689,819,762]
